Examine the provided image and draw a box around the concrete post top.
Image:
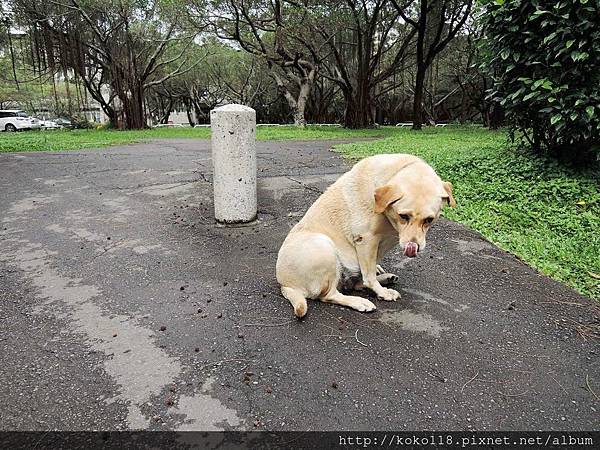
[211,104,255,114]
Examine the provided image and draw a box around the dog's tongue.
[404,242,418,258]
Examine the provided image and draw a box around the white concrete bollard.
[210,104,257,224]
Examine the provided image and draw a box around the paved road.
[0,139,598,431]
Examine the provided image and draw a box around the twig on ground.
[550,375,568,395]
[565,318,600,341]
[586,374,600,402]
[473,378,504,385]
[84,239,125,265]
[243,320,296,327]
[321,326,369,347]
[354,329,368,347]
[461,370,480,393]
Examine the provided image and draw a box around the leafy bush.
[480,0,600,160]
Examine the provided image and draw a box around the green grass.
[334,126,600,301]
[0,125,394,153]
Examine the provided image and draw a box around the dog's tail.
[281,287,308,318]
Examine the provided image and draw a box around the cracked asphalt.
[0,138,598,431]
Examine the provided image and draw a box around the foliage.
[336,126,600,300]
[1,0,488,129]
[0,32,62,113]
[480,0,600,158]
[391,0,474,130]
[12,0,197,129]
[206,0,422,128]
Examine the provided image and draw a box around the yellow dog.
[276,154,455,317]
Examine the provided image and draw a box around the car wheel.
[5,123,17,132]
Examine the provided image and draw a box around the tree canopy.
[0,0,489,130]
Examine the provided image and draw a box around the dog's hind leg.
[277,232,340,318]
[281,287,308,318]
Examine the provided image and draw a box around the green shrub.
[480,0,600,160]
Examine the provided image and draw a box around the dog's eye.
[424,217,434,225]
[399,214,410,221]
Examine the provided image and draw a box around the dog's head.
[373,163,455,257]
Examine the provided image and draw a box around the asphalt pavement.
[0,139,598,431]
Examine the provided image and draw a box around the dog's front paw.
[377,287,401,302]
[354,297,377,312]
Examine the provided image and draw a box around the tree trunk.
[184,100,195,126]
[343,75,375,129]
[193,101,205,124]
[293,80,311,127]
[272,70,315,127]
[343,92,374,128]
[6,27,20,91]
[160,110,171,124]
[159,98,173,124]
[412,63,426,130]
[487,102,504,130]
[118,83,146,129]
[101,101,117,128]
[63,64,73,117]
[292,109,306,127]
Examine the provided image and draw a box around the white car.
[38,119,60,130]
[0,110,41,132]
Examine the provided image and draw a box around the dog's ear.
[374,184,403,214]
[442,181,456,208]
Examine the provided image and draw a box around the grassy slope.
[335,126,600,300]
[0,126,395,153]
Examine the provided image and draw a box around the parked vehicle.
[153,123,186,128]
[38,119,60,130]
[53,117,73,129]
[0,110,41,131]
